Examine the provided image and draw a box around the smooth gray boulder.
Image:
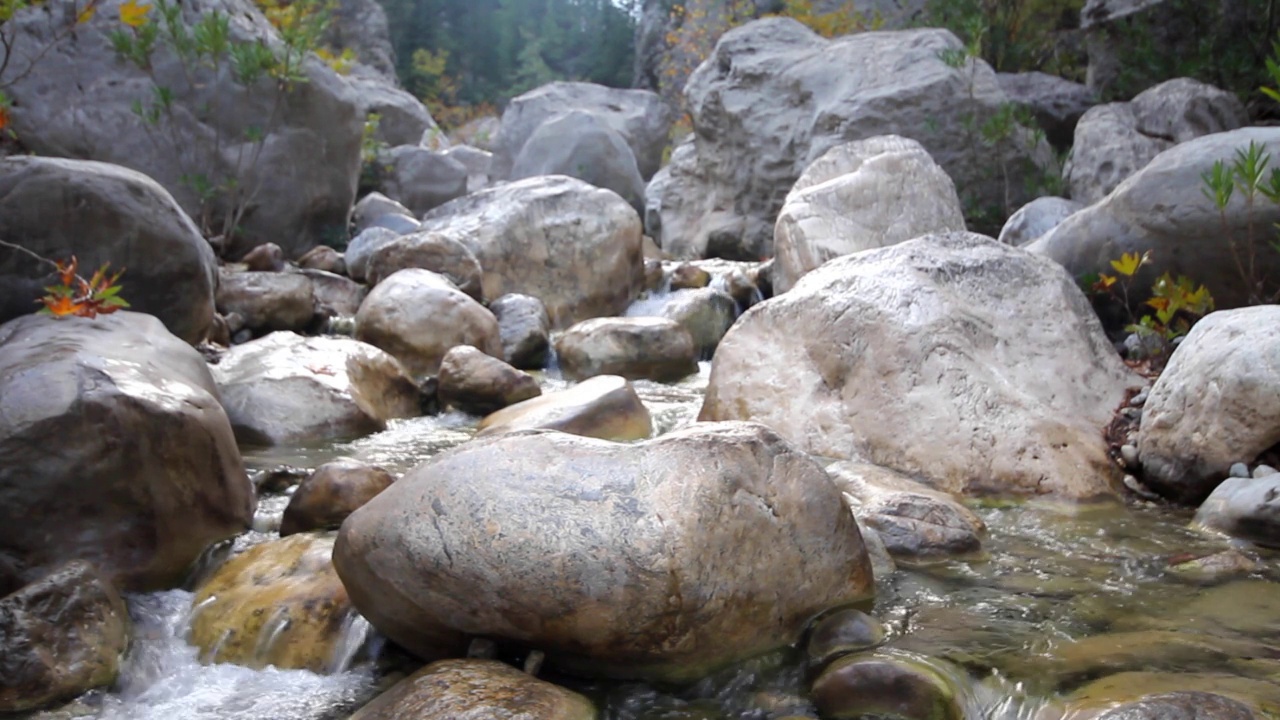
[510,110,646,215]
[1029,127,1280,311]
[373,145,469,217]
[701,232,1137,500]
[364,231,483,299]
[648,18,1050,259]
[3,0,363,259]
[0,157,217,344]
[344,225,404,283]
[997,71,1097,150]
[490,81,673,182]
[351,192,416,236]
[1139,307,1280,503]
[1195,475,1280,548]
[997,196,1083,246]
[0,312,252,591]
[354,268,501,377]
[348,75,440,148]
[489,293,551,369]
[1065,78,1246,205]
[442,144,493,194]
[657,287,738,357]
[211,332,420,446]
[215,269,316,334]
[333,421,874,682]
[773,135,966,293]
[418,175,645,327]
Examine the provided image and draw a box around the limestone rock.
[477,375,653,442]
[374,145,469,217]
[333,422,874,682]
[555,316,699,383]
[437,345,541,415]
[700,232,1136,500]
[364,231,483,300]
[510,110,646,216]
[829,462,985,558]
[773,135,966,293]
[997,197,1083,246]
[0,312,252,591]
[997,71,1097,150]
[657,287,738,357]
[211,332,419,446]
[345,225,403,283]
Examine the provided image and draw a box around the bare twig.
[0,237,59,270]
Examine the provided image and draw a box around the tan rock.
[349,659,596,720]
[281,458,396,536]
[555,316,698,383]
[477,375,652,441]
[437,345,540,415]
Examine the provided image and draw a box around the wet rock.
[490,81,673,182]
[1064,674,1277,720]
[364,231,484,300]
[669,263,711,290]
[829,462,985,558]
[0,561,129,713]
[555,316,699,383]
[811,651,963,720]
[857,518,897,581]
[297,245,345,275]
[1030,128,1280,312]
[0,156,217,344]
[658,287,738,358]
[373,145,469,216]
[1139,307,1280,503]
[354,268,502,377]
[0,312,252,591]
[216,269,316,334]
[998,197,1083,246]
[489,293,551,370]
[1168,550,1260,584]
[334,422,874,682]
[774,135,966,294]
[1194,475,1280,547]
[1095,691,1258,720]
[806,608,886,668]
[510,110,646,215]
[418,175,645,328]
[437,345,541,415]
[280,459,395,537]
[189,532,368,673]
[348,659,597,720]
[702,233,1135,500]
[211,332,419,446]
[1043,630,1277,687]
[477,375,652,441]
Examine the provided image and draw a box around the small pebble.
[1120,444,1140,468]
[1254,465,1279,478]
[1229,462,1251,478]
[1120,407,1142,420]
[1129,389,1149,406]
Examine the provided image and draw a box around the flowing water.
[29,290,1280,720]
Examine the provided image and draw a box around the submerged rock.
[811,651,964,720]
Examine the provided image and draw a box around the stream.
[23,299,1280,720]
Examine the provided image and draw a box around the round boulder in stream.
[476,374,652,441]
[334,421,873,682]
[811,650,964,720]
[280,458,396,536]
[554,316,699,383]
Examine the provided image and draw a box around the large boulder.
[489,293,552,369]
[700,232,1137,500]
[364,230,483,299]
[0,157,217,344]
[0,561,129,713]
[373,145,469,217]
[436,345,541,415]
[997,71,1097,150]
[490,81,673,182]
[509,110,647,215]
[354,268,502,377]
[1194,474,1280,548]
[476,375,653,442]
[333,421,874,682]
[349,659,597,720]
[324,0,398,81]
[1064,79,1246,205]
[281,458,395,537]
[1138,307,1280,503]
[0,312,253,591]
[3,0,363,259]
[348,75,440,148]
[773,135,966,293]
[344,225,404,283]
[215,269,317,334]
[1028,127,1280,311]
[418,176,645,328]
[211,332,420,446]
[554,316,699,383]
[648,18,1050,259]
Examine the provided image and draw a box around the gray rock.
[437,345,541,415]
[555,316,699,383]
[419,176,645,328]
[374,145,469,217]
[649,19,1050,259]
[442,144,493,194]
[303,269,366,318]
[491,82,672,182]
[1029,127,1280,311]
[773,135,966,293]
[354,268,501,377]
[449,115,502,152]
[657,287,738,357]
[812,651,963,720]
[348,75,440,147]
[806,608,887,668]
[701,232,1137,500]
[0,157,217,345]
[997,71,1097,150]
[345,225,403,282]
[1120,444,1140,468]
[351,192,415,236]
[0,561,129,713]
[829,462,985,558]
[365,231,483,300]
[324,0,397,80]
[0,312,252,591]
[1255,465,1279,478]
[997,196,1083,246]
[215,269,316,334]
[1140,307,1280,502]
[1095,691,1259,720]
[333,421,875,682]
[489,293,551,369]
[1194,475,1280,548]
[211,332,419,446]
[476,375,653,442]
[510,110,647,216]
[4,0,362,259]
[1231,463,1252,479]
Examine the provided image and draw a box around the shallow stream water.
[29,310,1280,720]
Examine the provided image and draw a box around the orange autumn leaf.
[40,294,81,317]
[0,106,9,132]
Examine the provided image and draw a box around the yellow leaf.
[77,2,96,23]
[119,0,151,28]
[1109,251,1148,277]
[1093,274,1118,292]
